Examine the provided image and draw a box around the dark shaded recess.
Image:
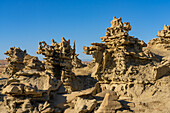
[117,100,134,112]
[54,65,63,79]
[76,75,97,90]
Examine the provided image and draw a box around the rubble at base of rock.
[0,38,86,113]
[0,17,169,113]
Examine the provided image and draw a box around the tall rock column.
[37,37,80,93]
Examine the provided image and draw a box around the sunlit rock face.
[148,24,170,56]
[83,17,160,84]
[1,37,85,113]
[83,17,170,113]
[0,17,169,113]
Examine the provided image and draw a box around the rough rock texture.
[72,41,85,68]
[0,38,86,113]
[83,17,170,112]
[147,24,170,57]
[36,38,83,92]
[96,92,122,113]
[0,17,169,113]
[1,47,60,112]
[3,47,45,76]
[83,17,160,84]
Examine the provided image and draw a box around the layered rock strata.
[147,24,170,56]
[0,38,84,112]
[0,17,169,113]
[83,17,169,100]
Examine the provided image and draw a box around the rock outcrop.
[36,38,82,92]
[3,47,44,76]
[147,24,170,56]
[82,17,170,112]
[0,17,169,113]
[0,38,85,113]
[83,17,161,85]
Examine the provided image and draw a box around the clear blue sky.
[0,0,170,60]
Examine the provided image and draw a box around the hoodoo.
[0,17,169,113]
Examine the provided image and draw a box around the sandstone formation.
[36,38,83,92]
[0,17,169,113]
[83,17,162,84]
[83,17,170,112]
[0,38,86,113]
[147,24,170,56]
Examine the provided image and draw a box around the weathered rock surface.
[0,17,169,113]
[83,17,170,112]
[148,24,170,56]
[0,38,86,113]
[95,92,122,113]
